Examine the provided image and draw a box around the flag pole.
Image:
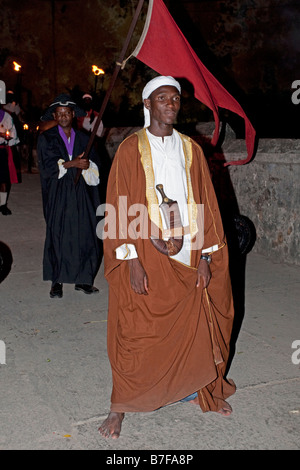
[75,0,146,184]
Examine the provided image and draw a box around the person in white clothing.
[77,93,104,138]
[0,106,20,215]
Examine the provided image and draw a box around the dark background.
[1,0,299,138]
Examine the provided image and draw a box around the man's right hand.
[63,153,90,170]
[128,258,149,295]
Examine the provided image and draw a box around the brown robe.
[103,128,235,413]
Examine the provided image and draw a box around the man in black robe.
[37,94,101,298]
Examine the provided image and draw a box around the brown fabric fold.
[103,130,235,413]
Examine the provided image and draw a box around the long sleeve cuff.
[115,243,138,260]
[202,243,223,254]
[82,160,99,186]
[58,159,67,179]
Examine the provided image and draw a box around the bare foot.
[98,412,124,439]
[188,397,232,416]
[217,402,232,416]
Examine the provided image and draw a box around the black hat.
[41,93,86,121]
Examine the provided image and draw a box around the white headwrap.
[142,76,181,127]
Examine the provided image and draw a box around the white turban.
[142,76,181,128]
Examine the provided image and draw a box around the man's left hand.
[196,259,211,288]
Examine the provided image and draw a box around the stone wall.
[223,138,300,266]
[104,126,300,266]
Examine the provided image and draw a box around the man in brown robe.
[99,76,235,439]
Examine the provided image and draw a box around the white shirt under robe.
[116,129,217,266]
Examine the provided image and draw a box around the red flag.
[131,0,256,166]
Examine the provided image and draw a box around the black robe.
[37,126,101,284]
